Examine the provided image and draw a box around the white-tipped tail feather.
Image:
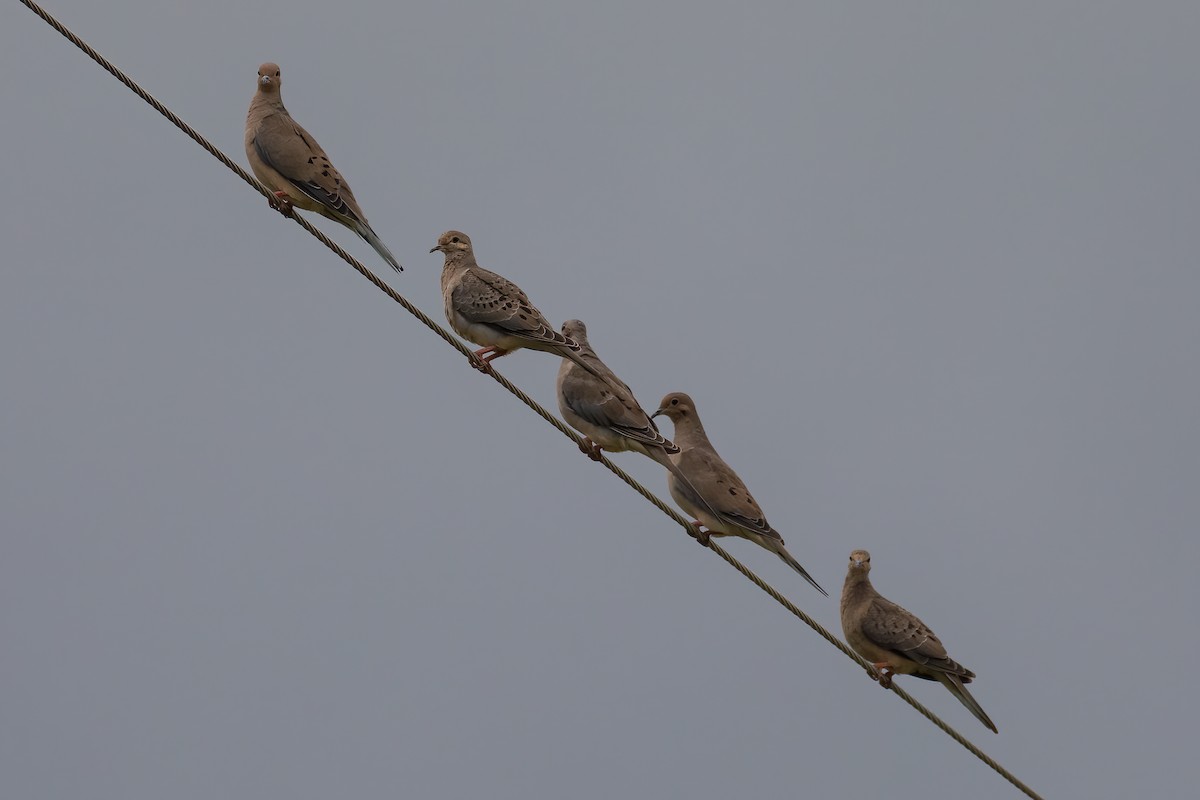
[357,222,403,272]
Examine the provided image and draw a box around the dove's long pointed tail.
[940,673,998,733]
[355,222,404,272]
[561,346,614,385]
[767,540,829,597]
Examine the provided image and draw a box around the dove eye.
[670,398,679,406]
[451,236,460,243]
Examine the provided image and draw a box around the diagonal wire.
[14,2,1044,798]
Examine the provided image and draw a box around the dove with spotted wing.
[840,549,998,733]
[651,392,827,596]
[245,62,402,272]
[432,232,605,380]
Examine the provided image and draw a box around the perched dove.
[555,319,681,460]
[432,231,605,379]
[652,392,827,596]
[245,62,402,272]
[840,549,998,733]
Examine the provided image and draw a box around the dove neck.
[670,413,711,450]
[250,94,288,119]
[441,251,475,270]
[840,568,873,607]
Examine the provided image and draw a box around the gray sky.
[3,1,1198,797]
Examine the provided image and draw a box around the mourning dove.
[555,318,680,459]
[840,549,998,733]
[432,231,605,379]
[652,392,827,596]
[245,62,402,272]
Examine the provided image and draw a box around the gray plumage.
[555,323,733,537]
[556,319,676,461]
[652,392,827,596]
[840,549,998,733]
[244,62,402,272]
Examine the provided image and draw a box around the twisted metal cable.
[15,3,1044,798]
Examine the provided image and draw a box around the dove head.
[561,319,590,345]
[652,392,709,446]
[847,549,872,573]
[430,230,474,262]
[652,392,697,423]
[257,63,282,94]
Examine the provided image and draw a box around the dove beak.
[651,408,666,420]
[430,245,443,253]
[259,75,272,85]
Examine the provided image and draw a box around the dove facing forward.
[840,549,998,733]
[432,232,605,380]
[245,62,402,272]
[651,392,827,596]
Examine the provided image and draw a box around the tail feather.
[356,222,404,272]
[769,540,829,597]
[940,673,998,733]
[562,345,616,385]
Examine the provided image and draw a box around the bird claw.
[870,662,895,688]
[582,439,604,461]
[269,190,295,218]
[471,346,508,373]
[687,522,712,547]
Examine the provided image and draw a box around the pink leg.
[577,437,603,461]
[469,346,509,373]
[871,662,895,688]
[687,521,712,547]
[269,190,295,218]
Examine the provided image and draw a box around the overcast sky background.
[3,2,1198,798]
